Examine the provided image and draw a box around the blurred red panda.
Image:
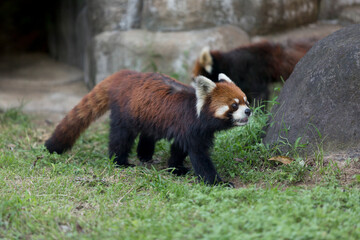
[193,39,317,104]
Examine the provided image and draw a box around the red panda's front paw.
[115,163,136,168]
[216,181,235,188]
[224,181,235,188]
[168,166,190,176]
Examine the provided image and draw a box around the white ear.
[194,75,216,117]
[199,47,213,73]
[218,73,233,83]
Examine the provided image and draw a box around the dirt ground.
[0,53,88,123]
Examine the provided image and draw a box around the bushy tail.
[45,77,111,154]
[283,37,320,65]
[275,37,320,81]
[285,37,319,55]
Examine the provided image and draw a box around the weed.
[0,106,30,126]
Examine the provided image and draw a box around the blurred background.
[0,0,359,120]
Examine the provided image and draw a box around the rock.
[86,25,250,87]
[48,0,144,85]
[319,0,360,19]
[48,0,90,70]
[263,24,360,156]
[141,0,235,31]
[339,6,360,24]
[251,22,341,44]
[142,0,319,35]
[0,53,87,122]
[87,0,143,34]
[236,0,319,35]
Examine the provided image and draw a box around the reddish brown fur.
[45,70,251,185]
[45,72,122,153]
[268,39,314,80]
[46,70,197,153]
[106,71,196,137]
[209,81,246,116]
[193,60,205,78]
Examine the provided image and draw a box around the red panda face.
[194,74,251,126]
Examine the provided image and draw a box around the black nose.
[245,108,251,116]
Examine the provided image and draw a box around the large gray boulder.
[263,24,360,156]
[142,0,319,35]
[86,25,250,87]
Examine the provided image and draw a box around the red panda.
[193,39,316,104]
[45,70,251,186]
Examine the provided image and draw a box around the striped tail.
[45,77,111,154]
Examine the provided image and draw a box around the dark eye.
[231,103,238,110]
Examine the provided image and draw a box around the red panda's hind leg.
[167,143,189,176]
[108,127,137,167]
[137,134,156,162]
[108,110,138,167]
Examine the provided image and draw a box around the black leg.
[137,134,156,162]
[108,110,137,167]
[188,149,223,185]
[168,143,189,176]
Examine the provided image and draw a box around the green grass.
[0,108,359,239]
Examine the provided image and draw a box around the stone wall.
[87,25,249,85]
[47,0,360,87]
[319,0,360,19]
[87,0,143,34]
[47,0,90,70]
[142,0,319,34]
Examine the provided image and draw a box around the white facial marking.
[215,105,230,118]
[218,73,233,83]
[243,96,247,102]
[234,98,239,104]
[232,105,251,126]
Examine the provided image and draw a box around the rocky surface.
[263,24,360,156]
[1,0,357,131]
[339,6,360,24]
[252,22,341,44]
[319,0,360,19]
[0,53,87,122]
[88,0,143,34]
[86,20,342,87]
[48,0,90,70]
[45,0,359,87]
[87,25,250,86]
[142,0,319,35]
[0,22,342,121]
